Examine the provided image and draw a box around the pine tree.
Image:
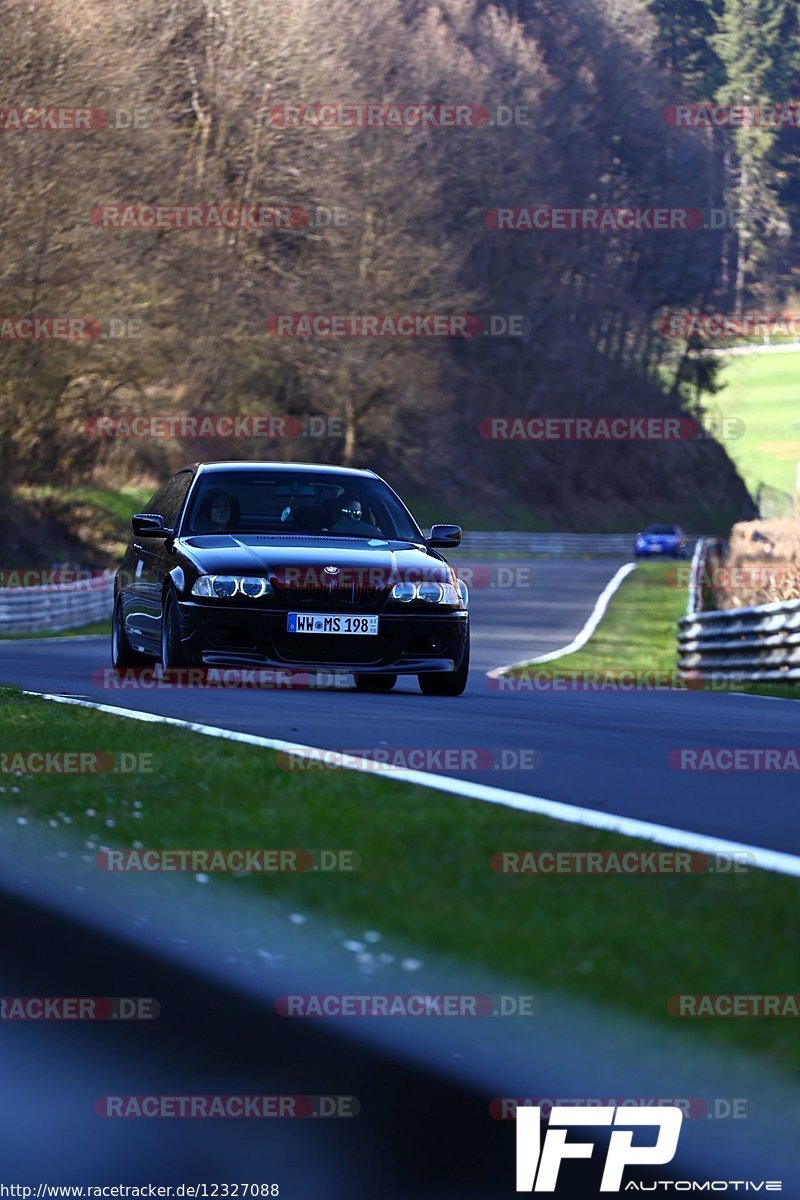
[710,0,794,309]
[648,0,725,97]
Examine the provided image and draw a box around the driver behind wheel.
[323,492,377,536]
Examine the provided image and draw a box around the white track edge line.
[24,690,800,879]
[730,692,792,701]
[486,561,637,678]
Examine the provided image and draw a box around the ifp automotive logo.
[516,1105,682,1191]
[515,1105,782,1192]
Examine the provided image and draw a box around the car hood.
[177,534,454,583]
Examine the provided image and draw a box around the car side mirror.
[132,513,170,538]
[428,524,462,549]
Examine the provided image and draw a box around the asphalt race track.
[1,557,798,856]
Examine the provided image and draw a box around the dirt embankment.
[707,518,800,610]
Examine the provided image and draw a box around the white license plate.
[287,613,379,635]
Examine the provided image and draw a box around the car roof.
[191,461,378,478]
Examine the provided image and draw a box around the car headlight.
[390,582,416,603]
[440,582,461,606]
[417,582,444,604]
[241,576,271,598]
[191,575,273,599]
[389,581,461,606]
[191,576,216,597]
[213,575,238,598]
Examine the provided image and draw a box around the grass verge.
[0,620,111,641]
[0,685,797,1069]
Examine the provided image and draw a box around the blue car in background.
[634,523,689,558]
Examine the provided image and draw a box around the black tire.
[160,589,187,668]
[418,634,470,696]
[354,673,397,692]
[111,596,150,668]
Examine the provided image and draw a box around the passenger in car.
[199,489,241,532]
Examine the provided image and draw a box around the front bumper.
[175,599,469,674]
[636,542,684,557]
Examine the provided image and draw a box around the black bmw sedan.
[112,462,470,695]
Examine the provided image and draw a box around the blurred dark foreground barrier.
[0,825,797,1196]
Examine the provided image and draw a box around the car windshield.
[645,524,678,535]
[182,470,423,541]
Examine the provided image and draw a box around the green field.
[708,350,800,498]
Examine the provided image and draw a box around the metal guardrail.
[0,573,114,634]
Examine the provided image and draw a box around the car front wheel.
[160,590,187,669]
